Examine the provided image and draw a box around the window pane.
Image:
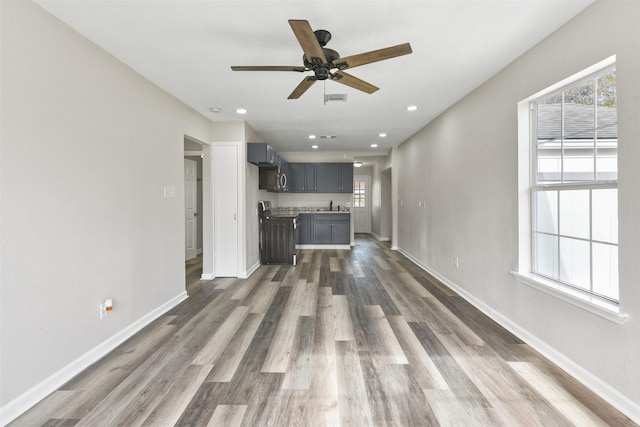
[596,69,617,180]
[534,233,558,279]
[534,190,558,234]
[559,237,590,291]
[592,189,618,244]
[592,243,618,300]
[564,81,595,140]
[563,81,595,182]
[536,101,562,183]
[559,190,589,239]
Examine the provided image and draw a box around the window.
[528,62,619,303]
[354,179,366,207]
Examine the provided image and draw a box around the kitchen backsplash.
[277,192,352,210]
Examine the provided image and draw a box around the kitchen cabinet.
[298,213,313,244]
[315,163,341,192]
[311,214,350,244]
[289,163,316,192]
[305,163,317,192]
[247,143,284,167]
[289,162,351,193]
[340,163,354,193]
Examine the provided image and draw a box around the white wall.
[0,0,212,418]
[394,0,640,420]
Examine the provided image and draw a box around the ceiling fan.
[231,20,412,99]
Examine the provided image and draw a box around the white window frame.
[512,55,627,324]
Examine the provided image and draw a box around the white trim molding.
[511,271,628,324]
[0,292,188,426]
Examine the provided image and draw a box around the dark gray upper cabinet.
[289,163,316,192]
[247,143,283,167]
[316,163,342,192]
[304,163,317,192]
[340,163,354,193]
[285,162,352,193]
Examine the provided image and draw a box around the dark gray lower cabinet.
[310,214,350,245]
[298,214,312,244]
[297,213,350,245]
[312,218,333,244]
[331,219,350,244]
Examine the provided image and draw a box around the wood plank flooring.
[10,235,636,426]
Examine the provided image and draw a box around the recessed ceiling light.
[379,133,387,137]
[209,107,222,113]
[236,108,247,114]
[354,161,363,167]
[312,145,318,149]
[406,105,418,111]
[308,135,316,139]
[371,144,378,148]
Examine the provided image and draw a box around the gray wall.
[0,0,212,412]
[395,0,640,416]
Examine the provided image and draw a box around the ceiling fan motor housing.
[303,47,340,79]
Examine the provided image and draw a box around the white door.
[184,158,198,261]
[214,144,238,277]
[354,176,371,233]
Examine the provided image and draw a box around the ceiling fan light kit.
[231,19,412,99]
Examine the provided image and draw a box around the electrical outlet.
[454,257,459,268]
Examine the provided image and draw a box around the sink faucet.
[330,200,333,211]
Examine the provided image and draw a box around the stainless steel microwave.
[259,167,288,192]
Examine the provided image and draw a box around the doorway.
[354,175,371,233]
[184,158,198,261]
[184,137,206,282]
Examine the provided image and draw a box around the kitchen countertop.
[272,207,350,216]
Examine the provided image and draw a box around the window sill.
[511,271,628,324]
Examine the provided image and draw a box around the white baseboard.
[370,232,390,241]
[296,244,351,250]
[244,261,261,278]
[396,247,640,425]
[0,292,188,426]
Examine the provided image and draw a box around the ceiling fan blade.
[331,71,379,94]
[288,76,317,99]
[288,20,327,64]
[231,66,306,72]
[334,43,412,70]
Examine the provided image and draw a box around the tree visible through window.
[532,65,618,301]
[354,180,366,207]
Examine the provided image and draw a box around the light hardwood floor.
[10,235,636,426]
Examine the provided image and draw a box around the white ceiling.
[35,0,594,154]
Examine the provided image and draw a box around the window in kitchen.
[513,56,625,322]
[354,179,366,207]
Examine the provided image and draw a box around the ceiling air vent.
[324,93,348,103]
